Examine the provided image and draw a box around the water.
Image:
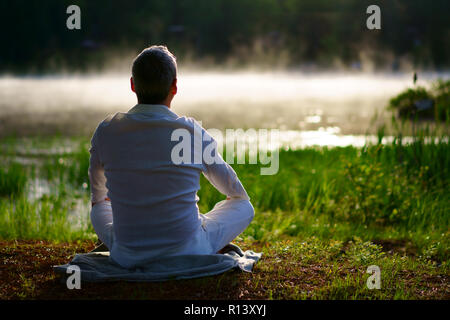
[1,71,446,224]
[0,71,448,143]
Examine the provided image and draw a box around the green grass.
[0,196,94,241]
[0,126,449,299]
[198,137,450,263]
[0,162,28,197]
[0,133,449,257]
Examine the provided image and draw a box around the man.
[89,45,254,269]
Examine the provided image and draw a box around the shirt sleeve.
[88,126,109,204]
[200,127,250,200]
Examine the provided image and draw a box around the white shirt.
[89,104,249,267]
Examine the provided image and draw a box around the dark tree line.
[0,0,448,73]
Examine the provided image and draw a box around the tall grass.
[0,162,27,197]
[0,141,93,241]
[0,196,92,240]
[0,129,448,260]
[198,132,449,259]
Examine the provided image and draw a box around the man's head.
[131,45,177,106]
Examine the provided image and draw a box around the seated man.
[89,45,254,269]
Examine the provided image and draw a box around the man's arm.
[88,129,109,207]
[201,130,249,200]
[203,157,249,200]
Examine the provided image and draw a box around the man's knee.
[90,202,113,234]
[242,200,255,224]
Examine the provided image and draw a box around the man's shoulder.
[176,115,204,129]
[91,113,121,139]
[99,113,115,125]
[93,112,204,137]
[96,112,126,130]
[156,114,203,134]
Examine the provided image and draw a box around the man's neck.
[137,100,171,109]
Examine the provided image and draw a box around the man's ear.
[172,78,177,95]
[130,77,135,93]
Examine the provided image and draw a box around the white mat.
[53,244,262,282]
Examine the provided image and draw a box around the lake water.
[0,71,448,146]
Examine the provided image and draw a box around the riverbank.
[1,134,449,299]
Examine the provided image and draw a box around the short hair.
[131,45,177,104]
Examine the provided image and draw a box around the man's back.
[89,46,252,269]
[90,104,208,265]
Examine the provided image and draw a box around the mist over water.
[0,71,448,145]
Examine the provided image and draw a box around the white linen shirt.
[88,104,249,267]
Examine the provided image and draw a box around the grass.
[0,162,27,197]
[1,239,448,299]
[0,123,449,299]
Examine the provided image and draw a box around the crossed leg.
[90,198,255,255]
[200,198,255,254]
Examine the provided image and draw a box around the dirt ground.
[0,240,448,300]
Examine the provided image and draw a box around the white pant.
[91,198,254,257]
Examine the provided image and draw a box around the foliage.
[1,0,450,73]
[387,79,450,121]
